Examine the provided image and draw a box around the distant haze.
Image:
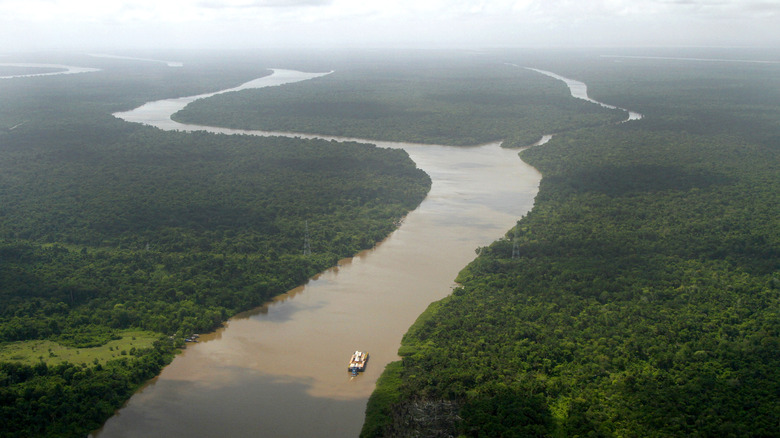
[1,0,779,51]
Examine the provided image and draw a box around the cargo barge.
[348,351,369,376]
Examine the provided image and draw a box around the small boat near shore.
[348,351,369,376]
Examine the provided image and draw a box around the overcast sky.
[2,0,779,52]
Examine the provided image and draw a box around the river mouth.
[95,69,544,437]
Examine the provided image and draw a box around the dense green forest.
[1,49,777,437]
[172,60,625,147]
[0,53,430,437]
[363,53,779,436]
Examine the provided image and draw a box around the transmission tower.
[511,227,520,259]
[303,221,312,256]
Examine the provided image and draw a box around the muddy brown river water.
[94,69,553,437]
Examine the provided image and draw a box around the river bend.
[0,63,100,79]
[96,66,635,437]
[525,67,643,122]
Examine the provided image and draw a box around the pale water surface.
[95,68,546,437]
[524,67,643,121]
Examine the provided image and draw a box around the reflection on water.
[95,70,542,437]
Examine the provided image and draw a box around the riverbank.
[0,63,432,437]
[96,66,545,434]
[361,55,779,436]
[97,65,641,436]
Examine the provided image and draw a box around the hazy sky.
[2,0,779,51]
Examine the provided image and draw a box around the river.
[521,66,643,122]
[0,63,100,79]
[94,66,630,437]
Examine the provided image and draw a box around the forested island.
[172,58,625,147]
[0,49,778,437]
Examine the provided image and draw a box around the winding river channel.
[0,63,100,79]
[92,67,637,437]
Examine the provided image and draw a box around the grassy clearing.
[0,330,159,366]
